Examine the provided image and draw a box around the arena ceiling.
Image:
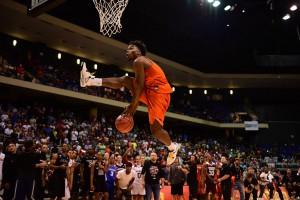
[44,0,300,73]
[1,0,300,88]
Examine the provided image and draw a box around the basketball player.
[106,156,117,200]
[80,40,180,165]
[205,153,217,200]
[131,155,145,200]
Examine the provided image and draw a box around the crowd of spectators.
[0,102,299,199]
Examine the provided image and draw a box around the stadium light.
[212,0,221,7]
[224,5,231,11]
[172,87,175,92]
[57,53,62,60]
[94,64,98,70]
[76,58,81,65]
[204,89,207,95]
[189,89,193,95]
[282,14,291,20]
[230,89,234,95]
[290,5,298,11]
[13,40,17,47]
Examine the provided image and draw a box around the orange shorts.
[139,89,171,126]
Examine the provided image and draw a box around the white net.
[92,0,129,37]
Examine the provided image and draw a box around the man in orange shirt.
[80,40,180,165]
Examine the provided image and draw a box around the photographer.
[169,157,186,200]
[244,167,259,200]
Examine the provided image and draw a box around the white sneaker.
[167,143,181,165]
[80,62,94,87]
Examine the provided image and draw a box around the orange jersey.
[135,61,172,126]
[142,61,173,94]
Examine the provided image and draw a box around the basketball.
[115,114,134,134]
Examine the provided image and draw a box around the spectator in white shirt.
[116,162,136,200]
[259,167,274,200]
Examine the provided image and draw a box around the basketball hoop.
[92,0,129,37]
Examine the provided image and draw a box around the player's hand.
[123,104,137,116]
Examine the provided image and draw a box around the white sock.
[89,78,102,86]
[167,142,175,151]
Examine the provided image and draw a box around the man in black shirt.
[282,168,296,198]
[15,140,47,200]
[2,142,17,200]
[80,149,97,199]
[48,152,67,200]
[34,143,48,199]
[272,169,284,200]
[187,155,198,200]
[69,150,81,200]
[232,157,244,200]
[216,154,231,200]
[142,152,165,200]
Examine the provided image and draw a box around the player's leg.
[150,120,172,146]
[80,62,134,91]
[148,92,180,165]
[150,120,180,165]
[89,76,134,90]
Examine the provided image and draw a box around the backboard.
[27,0,66,17]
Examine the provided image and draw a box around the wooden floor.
[160,186,190,200]
[160,186,289,200]
[42,186,289,200]
[232,187,289,200]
